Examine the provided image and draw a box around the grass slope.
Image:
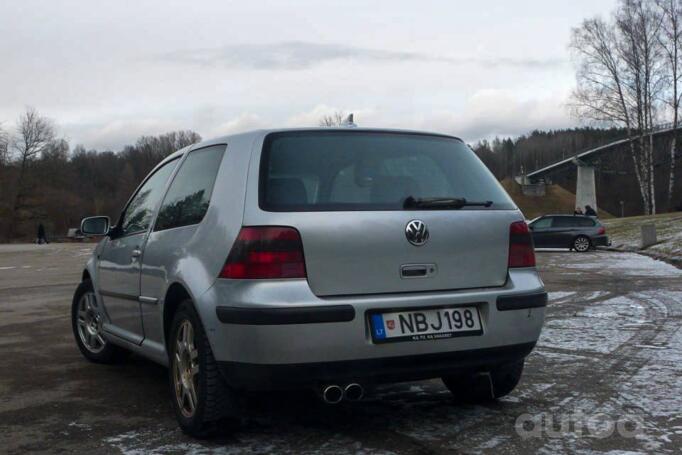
[500,178,613,219]
[602,211,682,263]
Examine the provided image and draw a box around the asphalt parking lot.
[1,244,681,454]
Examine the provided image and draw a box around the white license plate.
[370,306,482,343]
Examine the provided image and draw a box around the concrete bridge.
[525,124,680,213]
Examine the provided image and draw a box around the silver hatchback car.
[73,128,546,436]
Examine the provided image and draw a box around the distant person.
[584,205,597,217]
[574,207,584,215]
[37,223,49,244]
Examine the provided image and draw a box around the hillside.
[500,178,613,219]
[602,211,682,265]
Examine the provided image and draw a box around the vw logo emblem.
[405,220,429,246]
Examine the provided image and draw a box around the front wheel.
[169,301,237,437]
[572,235,591,253]
[442,360,524,404]
[71,279,127,363]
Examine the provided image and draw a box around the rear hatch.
[255,130,520,297]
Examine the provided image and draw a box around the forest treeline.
[0,108,201,241]
[471,127,629,180]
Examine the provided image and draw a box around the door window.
[154,145,225,232]
[120,159,178,236]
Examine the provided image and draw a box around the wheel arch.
[163,282,193,349]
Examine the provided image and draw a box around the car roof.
[156,127,465,171]
[189,127,463,151]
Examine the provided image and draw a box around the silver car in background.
[73,128,547,436]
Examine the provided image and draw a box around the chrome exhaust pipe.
[344,383,364,401]
[321,385,344,404]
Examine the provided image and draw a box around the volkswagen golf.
[72,128,547,436]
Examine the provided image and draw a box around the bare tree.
[570,0,665,214]
[319,111,346,127]
[13,107,56,169]
[657,0,682,209]
[0,123,8,165]
[8,107,56,238]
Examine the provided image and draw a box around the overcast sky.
[0,0,617,151]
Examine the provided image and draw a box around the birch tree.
[570,0,664,214]
[656,0,682,209]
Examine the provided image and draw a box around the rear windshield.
[259,131,515,211]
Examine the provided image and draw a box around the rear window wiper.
[402,196,493,210]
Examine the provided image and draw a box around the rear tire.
[169,300,238,437]
[71,279,127,363]
[442,360,524,404]
[572,235,591,252]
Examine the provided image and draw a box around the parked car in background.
[72,128,547,437]
[528,214,609,252]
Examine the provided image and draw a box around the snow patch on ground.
[561,253,682,276]
[538,296,646,354]
[549,291,576,301]
[104,427,399,455]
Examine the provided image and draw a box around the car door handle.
[131,249,142,261]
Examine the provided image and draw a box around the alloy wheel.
[574,237,590,252]
[173,320,200,418]
[76,291,106,353]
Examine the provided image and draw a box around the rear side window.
[577,217,596,227]
[154,145,225,232]
[552,216,580,227]
[259,132,515,211]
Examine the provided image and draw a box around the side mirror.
[80,216,110,236]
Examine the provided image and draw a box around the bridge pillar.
[576,164,597,213]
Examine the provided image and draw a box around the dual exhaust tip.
[321,383,364,404]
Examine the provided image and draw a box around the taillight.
[219,226,307,279]
[597,226,606,235]
[508,221,536,268]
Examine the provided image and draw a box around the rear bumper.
[219,342,536,390]
[196,268,546,367]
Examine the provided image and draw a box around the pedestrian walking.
[37,223,49,244]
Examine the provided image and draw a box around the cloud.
[416,89,574,142]
[284,104,379,127]
[62,118,186,151]
[205,113,266,137]
[159,41,564,71]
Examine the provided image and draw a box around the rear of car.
[72,127,549,437]
[203,129,546,390]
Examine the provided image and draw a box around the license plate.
[370,306,482,343]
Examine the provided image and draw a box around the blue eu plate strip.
[371,314,386,340]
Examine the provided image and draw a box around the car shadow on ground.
[98,352,507,445]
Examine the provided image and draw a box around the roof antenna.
[341,113,357,128]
